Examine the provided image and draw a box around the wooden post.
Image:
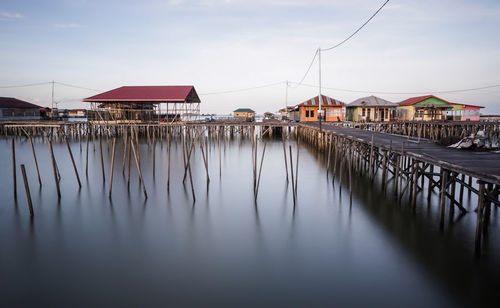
[282,133,289,183]
[167,128,171,191]
[439,169,448,230]
[28,136,42,186]
[66,140,82,187]
[289,145,296,203]
[85,134,89,177]
[20,164,34,217]
[48,139,61,199]
[108,138,116,197]
[99,135,105,183]
[11,138,17,200]
[475,181,485,255]
[130,137,148,199]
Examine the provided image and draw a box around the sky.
[0,0,499,114]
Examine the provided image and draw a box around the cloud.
[0,11,23,19]
[54,23,86,29]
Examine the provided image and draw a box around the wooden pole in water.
[122,132,128,175]
[66,140,82,188]
[439,169,448,230]
[85,133,90,177]
[255,140,267,198]
[99,135,105,183]
[289,145,296,203]
[48,139,61,199]
[27,135,42,186]
[108,138,116,197]
[152,128,156,178]
[20,164,34,217]
[166,128,171,191]
[127,138,132,188]
[218,128,222,177]
[282,133,289,183]
[475,181,485,255]
[130,138,148,199]
[294,136,299,198]
[11,138,17,200]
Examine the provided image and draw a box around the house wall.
[234,111,255,118]
[0,108,41,121]
[396,98,447,121]
[348,107,393,122]
[461,106,481,121]
[299,106,343,122]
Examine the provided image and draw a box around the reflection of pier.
[2,120,499,256]
[298,123,499,256]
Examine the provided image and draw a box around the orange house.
[298,95,345,122]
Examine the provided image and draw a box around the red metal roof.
[398,95,455,106]
[297,95,345,107]
[0,97,41,109]
[83,86,200,103]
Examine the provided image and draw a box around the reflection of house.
[396,95,453,121]
[0,97,41,121]
[346,96,397,122]
[298,95,345,122]
[448,104,483,121]
[233,108,255,120]
[83,85,200,122]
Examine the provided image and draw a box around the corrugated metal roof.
[297,95,345,107]
[398,95,455,106]
[0,97,41,109]
[347,95,397,107]
[234,108,255,113]
[83,86,200,103]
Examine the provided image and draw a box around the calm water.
[1,134,499,307]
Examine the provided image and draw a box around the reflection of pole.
[318,48,322,131]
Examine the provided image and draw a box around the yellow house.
[233,108,255,120]
[396,95,453,121]
[346,96,397,122]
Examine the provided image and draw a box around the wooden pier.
[2,119,499,255]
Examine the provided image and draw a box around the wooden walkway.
[304,123,500,186]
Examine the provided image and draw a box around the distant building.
[83,85,200,122]
[297,95,345,122]
[67,109,87,118]
[233,108,255,121]
[448,103,483,121]
[396,95,454,121]
[0,97,41,121]
[346,96,397,122]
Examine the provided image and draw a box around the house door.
[380,109,384,121]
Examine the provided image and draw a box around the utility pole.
[51,80,55,109]
[318,48,322,131]
[285,80,289,121]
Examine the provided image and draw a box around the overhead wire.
[292,82,500,95]
[321,0,390,52]
[0,81,51,88]
[290,49,318,89]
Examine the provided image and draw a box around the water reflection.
[0,136,498,307]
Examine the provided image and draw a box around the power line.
[293,82,500,95]
[199,81,284,95]
[321,0,390,52]
[290,49,318,89]
[0,81,51,88]
[55,81,102,92]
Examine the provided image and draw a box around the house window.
[310,110,315,118]
[305,110,310,117]
[362,108,366,116]
[367,108,371,118]
[385,109,389,119]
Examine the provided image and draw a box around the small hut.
[396,95,453,121]
[83,85,200,123]
[233,108,255,121]
[0,97,41,121]
[346,96,397,122]
[297,95,345,122]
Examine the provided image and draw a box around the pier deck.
[305,122,500,185]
